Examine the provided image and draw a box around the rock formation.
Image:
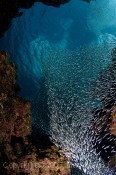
[0,51,70,175]
[93,98,116,171]
[92,47,116,171]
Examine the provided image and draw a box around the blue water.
[0,0,116,174]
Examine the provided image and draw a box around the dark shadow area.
[70,162,87,175]
[29,130,53,150]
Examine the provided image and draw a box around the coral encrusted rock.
[92,48,116,171]
[93,100,116,171]
[0,51,32,143]
[109,104,116,136]
[0,51,70,175]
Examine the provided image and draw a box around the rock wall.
[92,48,116,171]
[0,51,70,175]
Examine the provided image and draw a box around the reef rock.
[0,51,32,143]
[93,100,116,171]
[110,104,116,136]
[92,47,116,171]
[0,51,70,175]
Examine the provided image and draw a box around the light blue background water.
[0,0,115,121]
[0,0,115,91]
[0,0,115,98]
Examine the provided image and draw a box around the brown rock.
[0,51,70,175]
[109,104,116,136]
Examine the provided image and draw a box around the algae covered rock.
[109,104,116,136]
[0,51,70,175]
[92,48,116,171]
[0,51,32,143]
